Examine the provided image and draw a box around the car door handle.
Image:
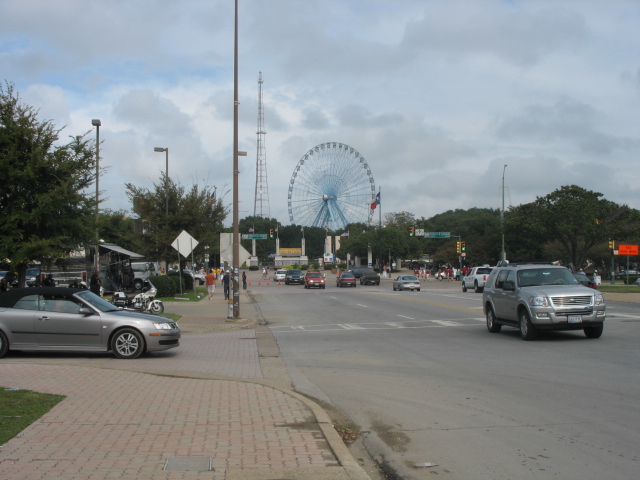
[38,316,50,321]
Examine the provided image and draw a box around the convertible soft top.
[0,287,87,308]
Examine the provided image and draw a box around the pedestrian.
[43,273,56,287]
[205,269,216,300]
[223,270,230,299]
[242,271,247,290]
[89,270,102,295]
[0,277,7,292]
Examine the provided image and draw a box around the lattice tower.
[253,71,270,218]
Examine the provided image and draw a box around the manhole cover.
[164,456,212,471]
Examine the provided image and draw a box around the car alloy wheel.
[112,328,145,359]
[486,308,501,333]
[519,310,536,341]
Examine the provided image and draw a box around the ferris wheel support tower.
[253,71,270,218]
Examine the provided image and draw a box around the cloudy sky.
[2,0,639,228]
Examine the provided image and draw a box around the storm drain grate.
[164,456,212,471]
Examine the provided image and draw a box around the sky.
[2,0,639,229]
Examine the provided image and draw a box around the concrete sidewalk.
[0,284,371,480]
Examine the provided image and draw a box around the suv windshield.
[287,270,302,275]
[517,268,581,287]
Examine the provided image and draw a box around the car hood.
[520,285,597,297]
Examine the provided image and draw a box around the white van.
[131,262,161,290]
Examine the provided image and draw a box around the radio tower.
[253,71,270,218]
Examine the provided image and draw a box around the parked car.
[183,269,205,285]
[0,287,180,359]
[635,278,640,286]
[273,269,288,282]
[615,270,639,279]
[304,271,325,289]
[284,269,304,285]
[573,272,597,289]
[26,267,41,287]
[483,264,605,340]
[359,268,380,285]
[336,272,357,287]
[393,275,421,291]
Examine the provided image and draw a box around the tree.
[505,185,640,271]
[0,82,97,286]
[126,177,227,268]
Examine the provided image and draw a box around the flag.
[340,231,349,237]
[300,227,304,232]
[248,227,254,233]
[325,227,329,233]
[370,192,380,210]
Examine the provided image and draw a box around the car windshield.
[402,276,419,281]
[308,273,322,278]
[517,268,581,287]
[341,273,355,278]
[75,291,121,312]
[288,270,302,275]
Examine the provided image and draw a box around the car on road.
[336,272,357,287]
[393,275,421,291]
[359,268,380,285]
[483,264,606,340]
[284,269,304,285]
[0,287,180,359]
[461,266,493,293]
[304,271,325,289]
[615,270,639,279]
[273,269,288,282]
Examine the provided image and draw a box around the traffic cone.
[248,280,252,285]
[267,280,270,285]
[258,280,261,285]
[278,280,281,285]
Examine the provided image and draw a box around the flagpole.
[377,186,381,271]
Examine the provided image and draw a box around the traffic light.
[461,241,466,252]
[269,228,274,238]
[608,239,615,249]
[408,226,414,237]
[456,241,461,253]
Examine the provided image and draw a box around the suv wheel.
[519,310,537,340]
[462,282,467,292]
[486,308,501,333]
[584,325,603,338]
[474,281,482,293]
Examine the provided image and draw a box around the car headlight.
[153,322,174,330]
[594,294,604,305]
[529,296,549,307]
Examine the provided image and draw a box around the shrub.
[300,264,308,270]
[249,265,259,271]
[149,275,176,297]
[167,272,194,291]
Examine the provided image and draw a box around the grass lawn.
[0,387,65,445]
[599,285,640,293]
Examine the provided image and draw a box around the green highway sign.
[426,232,450,238]
[241,234,268,240]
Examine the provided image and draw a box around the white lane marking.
[337,323,366,330]
[397,315,415,320]
[356,304,368,307]
[430,320,463,327]
[270,317,487,333]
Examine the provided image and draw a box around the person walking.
[242,271,247,290]
[205,269,216,300]
[89,270,102,295]
[223,270,230,300]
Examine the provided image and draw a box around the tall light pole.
[92,119,101,273]
[501,164,507,263]
[231,0,240,318]
[153,147,169,216]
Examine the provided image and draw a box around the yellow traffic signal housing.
[608,239,615,249]
[269,228,274,238]
[456,241,461,253]
[461,241,466,252]
[408,226,414,236]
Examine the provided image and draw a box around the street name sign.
[426,232,451,238]
[241,234,268,240]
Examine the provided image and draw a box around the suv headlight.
[594,294,604,305]
[529,296,549,307]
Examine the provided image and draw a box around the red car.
[336,272,357,288]
[304,272,325,289]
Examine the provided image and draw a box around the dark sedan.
[0,287,180,359]
[336,272,357,288]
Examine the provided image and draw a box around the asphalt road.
[255,278,640,480]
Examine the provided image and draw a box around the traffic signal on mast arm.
[461,241,466,252]
[408,226,414,236]
[608,239,615,249]
[269,228,274,238]
[456,241,461,254]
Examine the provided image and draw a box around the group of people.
[204,269,249,300]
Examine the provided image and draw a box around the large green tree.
[126,177,226,268]
[0,83,97,286]
[505,185,639,271]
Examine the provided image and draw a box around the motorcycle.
[112,280,164,314]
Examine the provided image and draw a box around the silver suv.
[482,264,605,340]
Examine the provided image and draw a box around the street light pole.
[92,119,101,274]
[231,0,240,318]
[153,147,169,216]
[501,164,507,263]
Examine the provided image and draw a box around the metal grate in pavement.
[164,456,212,471]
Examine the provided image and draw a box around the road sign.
[415,228,425,237]
[241,234,268,240]
[618,244,639,255]
[426,232,450,238]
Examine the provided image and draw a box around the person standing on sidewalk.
[242,271,247,290]
[205,269,216,300]
[223,270,230,299]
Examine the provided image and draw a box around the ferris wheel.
[288,142,376,231]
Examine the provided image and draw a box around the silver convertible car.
[0,287,180,359]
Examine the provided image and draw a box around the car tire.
[149,302,164,314]
[0,330,9,358]
[111,328,145,359]
[417,288,420,292]
[584,325,604,338]
[134,279,144,291]
[474,281,482,293]
[519,310,537,341]
[486,308,501,333]
[462,282,467,292]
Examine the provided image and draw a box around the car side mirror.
[502,281,515,291]
[79,307,93,315]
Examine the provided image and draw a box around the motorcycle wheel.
[149,301,164,314]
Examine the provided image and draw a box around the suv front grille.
[551,295,592,307]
